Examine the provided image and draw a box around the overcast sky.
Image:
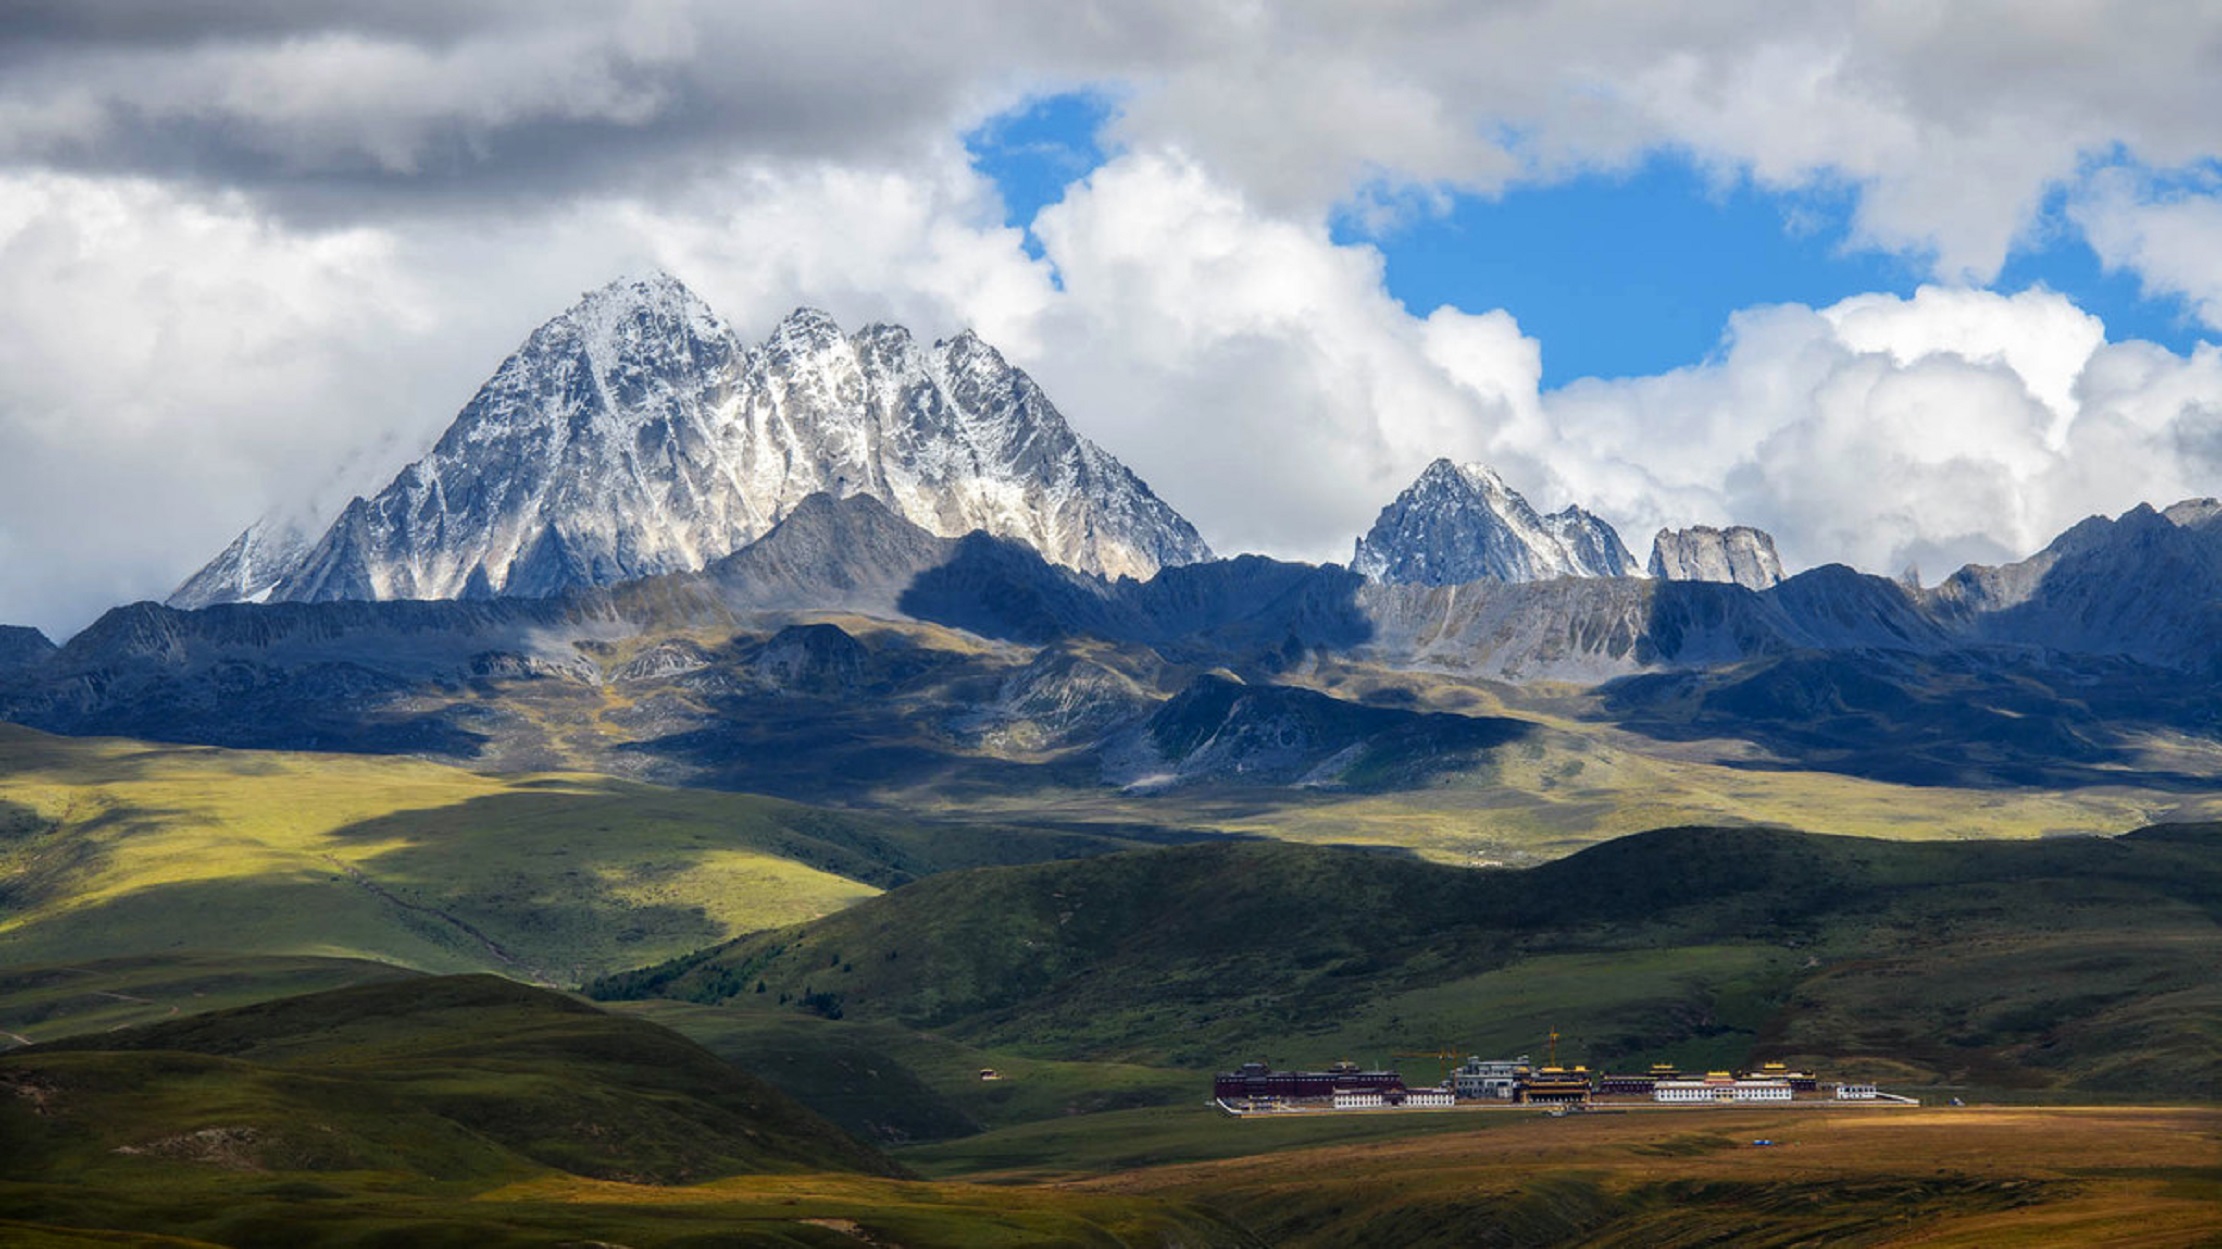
[5,1,2222,636]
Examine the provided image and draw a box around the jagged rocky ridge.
[172,274,1209,609]
[1923,498,2222,665]
[1353,459,1639,585]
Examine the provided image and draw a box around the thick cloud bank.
[2,2,2221,633]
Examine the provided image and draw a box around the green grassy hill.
[0,724,1201,982]
[10,975,896,1182]
[0,954,420,1047]
[593,824,2222,1095]
[606,998,1201,1147]
[0,976,1248,1248]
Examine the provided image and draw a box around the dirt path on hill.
[323,855,556,985]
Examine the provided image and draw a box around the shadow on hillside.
[895,536,1377,663]
[617,699,1094,807]
[0,668,492,762]
[1596,645,2222,790]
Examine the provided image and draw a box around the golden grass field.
[137,1102,2200,1247]
[0,723,880,978]
[1075,1104,2222,1247]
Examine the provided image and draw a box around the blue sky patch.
[1344,157,2207,388]
[968,106,2209,387]
[965,91,1118,261]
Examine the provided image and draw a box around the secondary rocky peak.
[1352,459,1638,585]
[767,306,848,354]
[1648,524,1787,590]
[0,624,55,671]
[167,513,318,610]
[174,281,1209,607]
[2162,497,2222,529]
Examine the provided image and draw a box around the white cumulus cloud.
[1536,287,2222,580]
[4,3,2222,633]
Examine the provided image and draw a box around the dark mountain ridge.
[3,492,2220,792]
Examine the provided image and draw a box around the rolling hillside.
[594,825,2222,1095]
[4,973,2210,1247]
[0,976,1254,1247]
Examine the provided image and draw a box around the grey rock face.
[175,274,1209,607]
[1647,525,1787,590]
[1352,459,1638,586]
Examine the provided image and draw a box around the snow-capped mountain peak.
[1352,458,1638,585]
[172,276,1209,607]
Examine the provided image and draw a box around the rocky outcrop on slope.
[1352,459,1638,585]
[1648,525,1786,590]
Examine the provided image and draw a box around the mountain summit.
[1352,459,1638,585]
[172,274,1209,607]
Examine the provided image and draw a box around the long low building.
[1221,1057,1892,1110]
[1655,1072,1794,1103]
[1215,1060,1404,1103]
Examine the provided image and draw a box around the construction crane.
[1394,1048,1463,1086]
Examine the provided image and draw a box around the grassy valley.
[2,700,2216,1244]
[6,974,2212,1246]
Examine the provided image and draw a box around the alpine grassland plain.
[1071,1104,2222,1248]
[0,723,1196,984]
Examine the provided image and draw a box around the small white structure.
[1835,1083,1879,1100]
[1333,1089,1385,1109]
[1402,1088,1455,1108]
